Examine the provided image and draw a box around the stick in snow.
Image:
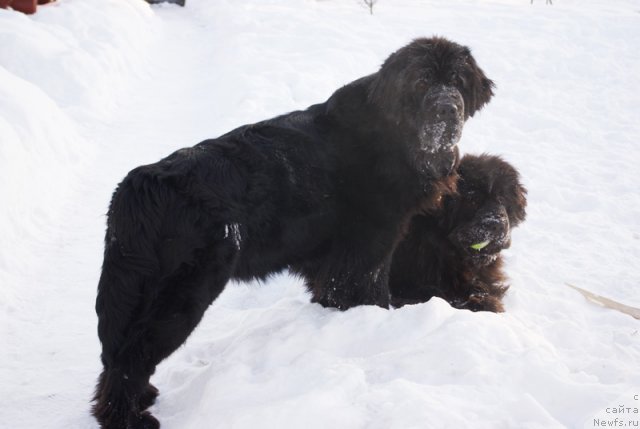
[566,283,640,320]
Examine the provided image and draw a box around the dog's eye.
[420,70,434,83]
[451,72,465,87]
[416,79,428,90]
[463,189,486,209]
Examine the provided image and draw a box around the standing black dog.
[93,37,494,429]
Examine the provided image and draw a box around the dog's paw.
[128,411,160,429]
[453,292,505,312]
[138,383,159,411]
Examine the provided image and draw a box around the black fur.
[92,37,494,428]
[389,154,527,312]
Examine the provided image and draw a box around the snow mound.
[0,0,155,113]
[0,0,154,274]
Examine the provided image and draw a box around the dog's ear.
[461,50,495,118]
[505,179,527,227]
[489,156,527,227]
[367,47,413,119]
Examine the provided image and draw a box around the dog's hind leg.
[93,237,238,429]
[146,238,238,369]
[92,243,162,429]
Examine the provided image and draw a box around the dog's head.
[446,155,527,267]
[369,37,495,178]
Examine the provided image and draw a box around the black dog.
[389,154,527,312]
[92,37,494,429]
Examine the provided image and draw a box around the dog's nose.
[436,102,459,119]
[482,218,504,234]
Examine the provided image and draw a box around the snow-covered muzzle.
[420,84,465,152]
[448,202,512,267]
[412,85,464,178]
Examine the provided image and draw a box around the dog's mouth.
[449,225,511,267]
[448,202,512,267]
[420,120,463,153]
[468,253,499,267]
[465,238,501,267]
[470,240,491,251]
[416,142,459,179]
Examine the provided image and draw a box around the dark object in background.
[0,0,55,15]
[389,154,527,312]
[145,0,185,6]
[92,37,494,429]
[0,0,36,14]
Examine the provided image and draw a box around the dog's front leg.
[307,250,392,310]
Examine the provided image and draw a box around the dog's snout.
[483,219,505,236]
[425,85,464,120]
[479,206,509,232]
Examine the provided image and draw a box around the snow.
[1,0,639,428]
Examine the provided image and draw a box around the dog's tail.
[95,167,170,367]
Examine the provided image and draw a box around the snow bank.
[156,275,637,429]
[0,0,155,114]
[0,0,155,275]
[0,68,83,276]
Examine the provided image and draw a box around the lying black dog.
[390,153,527,312]
[92,37,494,429]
